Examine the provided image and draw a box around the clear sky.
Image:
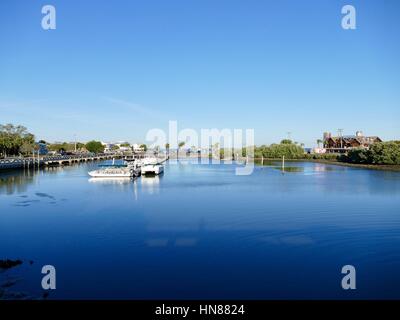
[0,0,399,147]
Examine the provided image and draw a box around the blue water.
[1,160,400,299]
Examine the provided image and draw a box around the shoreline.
[253,158,400,172]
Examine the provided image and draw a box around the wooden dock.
[0,154,116,171]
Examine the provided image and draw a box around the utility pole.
[338,129,344,149]
[74,134,77,153]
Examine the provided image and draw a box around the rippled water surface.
[1,160,400,299]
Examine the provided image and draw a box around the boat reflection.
[140,175,160,194]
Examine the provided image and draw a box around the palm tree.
[140,144,147,152]
[154,145,160,157]
[165,143,170,157]
[317,139,323,148]
[177,141,185,159]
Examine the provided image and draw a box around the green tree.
[280,139,293,145]
[85,141,105,154]
[177,141,185,158]
[369,142,400,165]
[140,144,147,152]
[48,142,76,152]
[339,141,400,165]
[255,141,304,159]
[0,124,35,156]
[165,143,170,156]
[20,142,35,156]
[345,148,371,164]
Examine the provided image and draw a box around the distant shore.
[253,158,400,172]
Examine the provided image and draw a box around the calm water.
[1,160,400,299]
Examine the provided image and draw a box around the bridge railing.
[41,153,113,161]
[0,158,37,164]
[0,153,116,163]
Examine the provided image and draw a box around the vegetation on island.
[221,139,400,168]
[253,140,305,159]
[255,140,400,166]
[339,141,400,165]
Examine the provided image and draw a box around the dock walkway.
[0,154,115,170]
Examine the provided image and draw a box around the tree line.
[253,140,305,159]
[340,141,400,165]
[224,139,400,166]
[0,124,36,157]
[48,141,104,154]
[0,123,107,156]
[2,123,399,164]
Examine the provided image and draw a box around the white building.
[132,143,145,152]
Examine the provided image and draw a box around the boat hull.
[141,164,164,175]
[88,170,132,178]
[88,167,140,178]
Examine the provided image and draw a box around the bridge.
[0,154,117,170]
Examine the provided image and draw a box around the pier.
[0,154,116,170]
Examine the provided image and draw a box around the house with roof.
[323,131,382,153]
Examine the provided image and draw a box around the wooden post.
[261,156,264,166]
[282,155,285,172]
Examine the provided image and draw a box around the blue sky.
[0,0,399,147]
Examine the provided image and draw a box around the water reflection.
[141,176,160,194]
[272,166,304,173]
[88,177,133,185]
[0,170,37,195]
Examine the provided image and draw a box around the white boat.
[141,163,164,175]
[136,156,165,175]
[88,177,133,184]
[141,157,158,165]
[88,167,132,178]
[88,159,141,178]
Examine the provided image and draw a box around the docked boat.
[88,159,141,178]
[140,157,164,175]
[141,163,164,175]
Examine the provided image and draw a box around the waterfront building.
[323,131,382,153]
